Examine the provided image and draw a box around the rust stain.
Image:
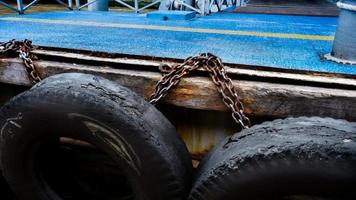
[143,82,157,100]
[165,86,196,102]
[176,121,233,160]
[241,97,255,114]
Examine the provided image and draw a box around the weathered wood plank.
[33,49,356,88]
[1,58,356,121]
[0,59,31,86]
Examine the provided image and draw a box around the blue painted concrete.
[147,11,196,20]
[0,11,354,75]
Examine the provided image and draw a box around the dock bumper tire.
[189,117,356,200]
[0,73,192,200]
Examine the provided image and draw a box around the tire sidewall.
[0,73,189,200]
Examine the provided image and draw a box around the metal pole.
[134,0,139,13]
[75,0,81,9]
[17,0,24,14]
[325,0,356,65]
[201,0,205,15]
[68,0,73,9]
[88,0,109,11]
[23,0,40,11]
[113,0,136,11]
[0,1,19,12]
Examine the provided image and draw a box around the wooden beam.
[1,58,356,121]
[33,49,356,88]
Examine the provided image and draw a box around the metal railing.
[0,0,161,14]
[0,0,246,15]
[76,0,161,13]
[165,0,245,15]
[0,0,73,14]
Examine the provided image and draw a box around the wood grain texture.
[33,49,356,87]
[1,58,356,121]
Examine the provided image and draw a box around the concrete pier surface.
[1,11,351,75]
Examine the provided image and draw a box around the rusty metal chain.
[150,53,251,129]
[0,39,42,83]
[1,40,249,128]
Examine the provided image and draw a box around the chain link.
[0,39,42,84]
[150,53,251,129]
[1,40,249,128]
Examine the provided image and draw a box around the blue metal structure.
[0,11,354,75]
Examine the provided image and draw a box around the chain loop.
[0,39,42,84]
[1,40,250,128]
[149,53,251,129]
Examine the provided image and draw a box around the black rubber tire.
[0,173,16,200]
[189,117,356,200]
[0,73,192,200]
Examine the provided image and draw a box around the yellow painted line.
[0,17,334,41]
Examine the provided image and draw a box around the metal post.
[134,0,139,13]
[75,0,80,9]
[17,0,24,14]
[201,0,205,15]
[88,0,109,11]
[68,0,73,9]
[325,0,356,65]
[236,0,241,6]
